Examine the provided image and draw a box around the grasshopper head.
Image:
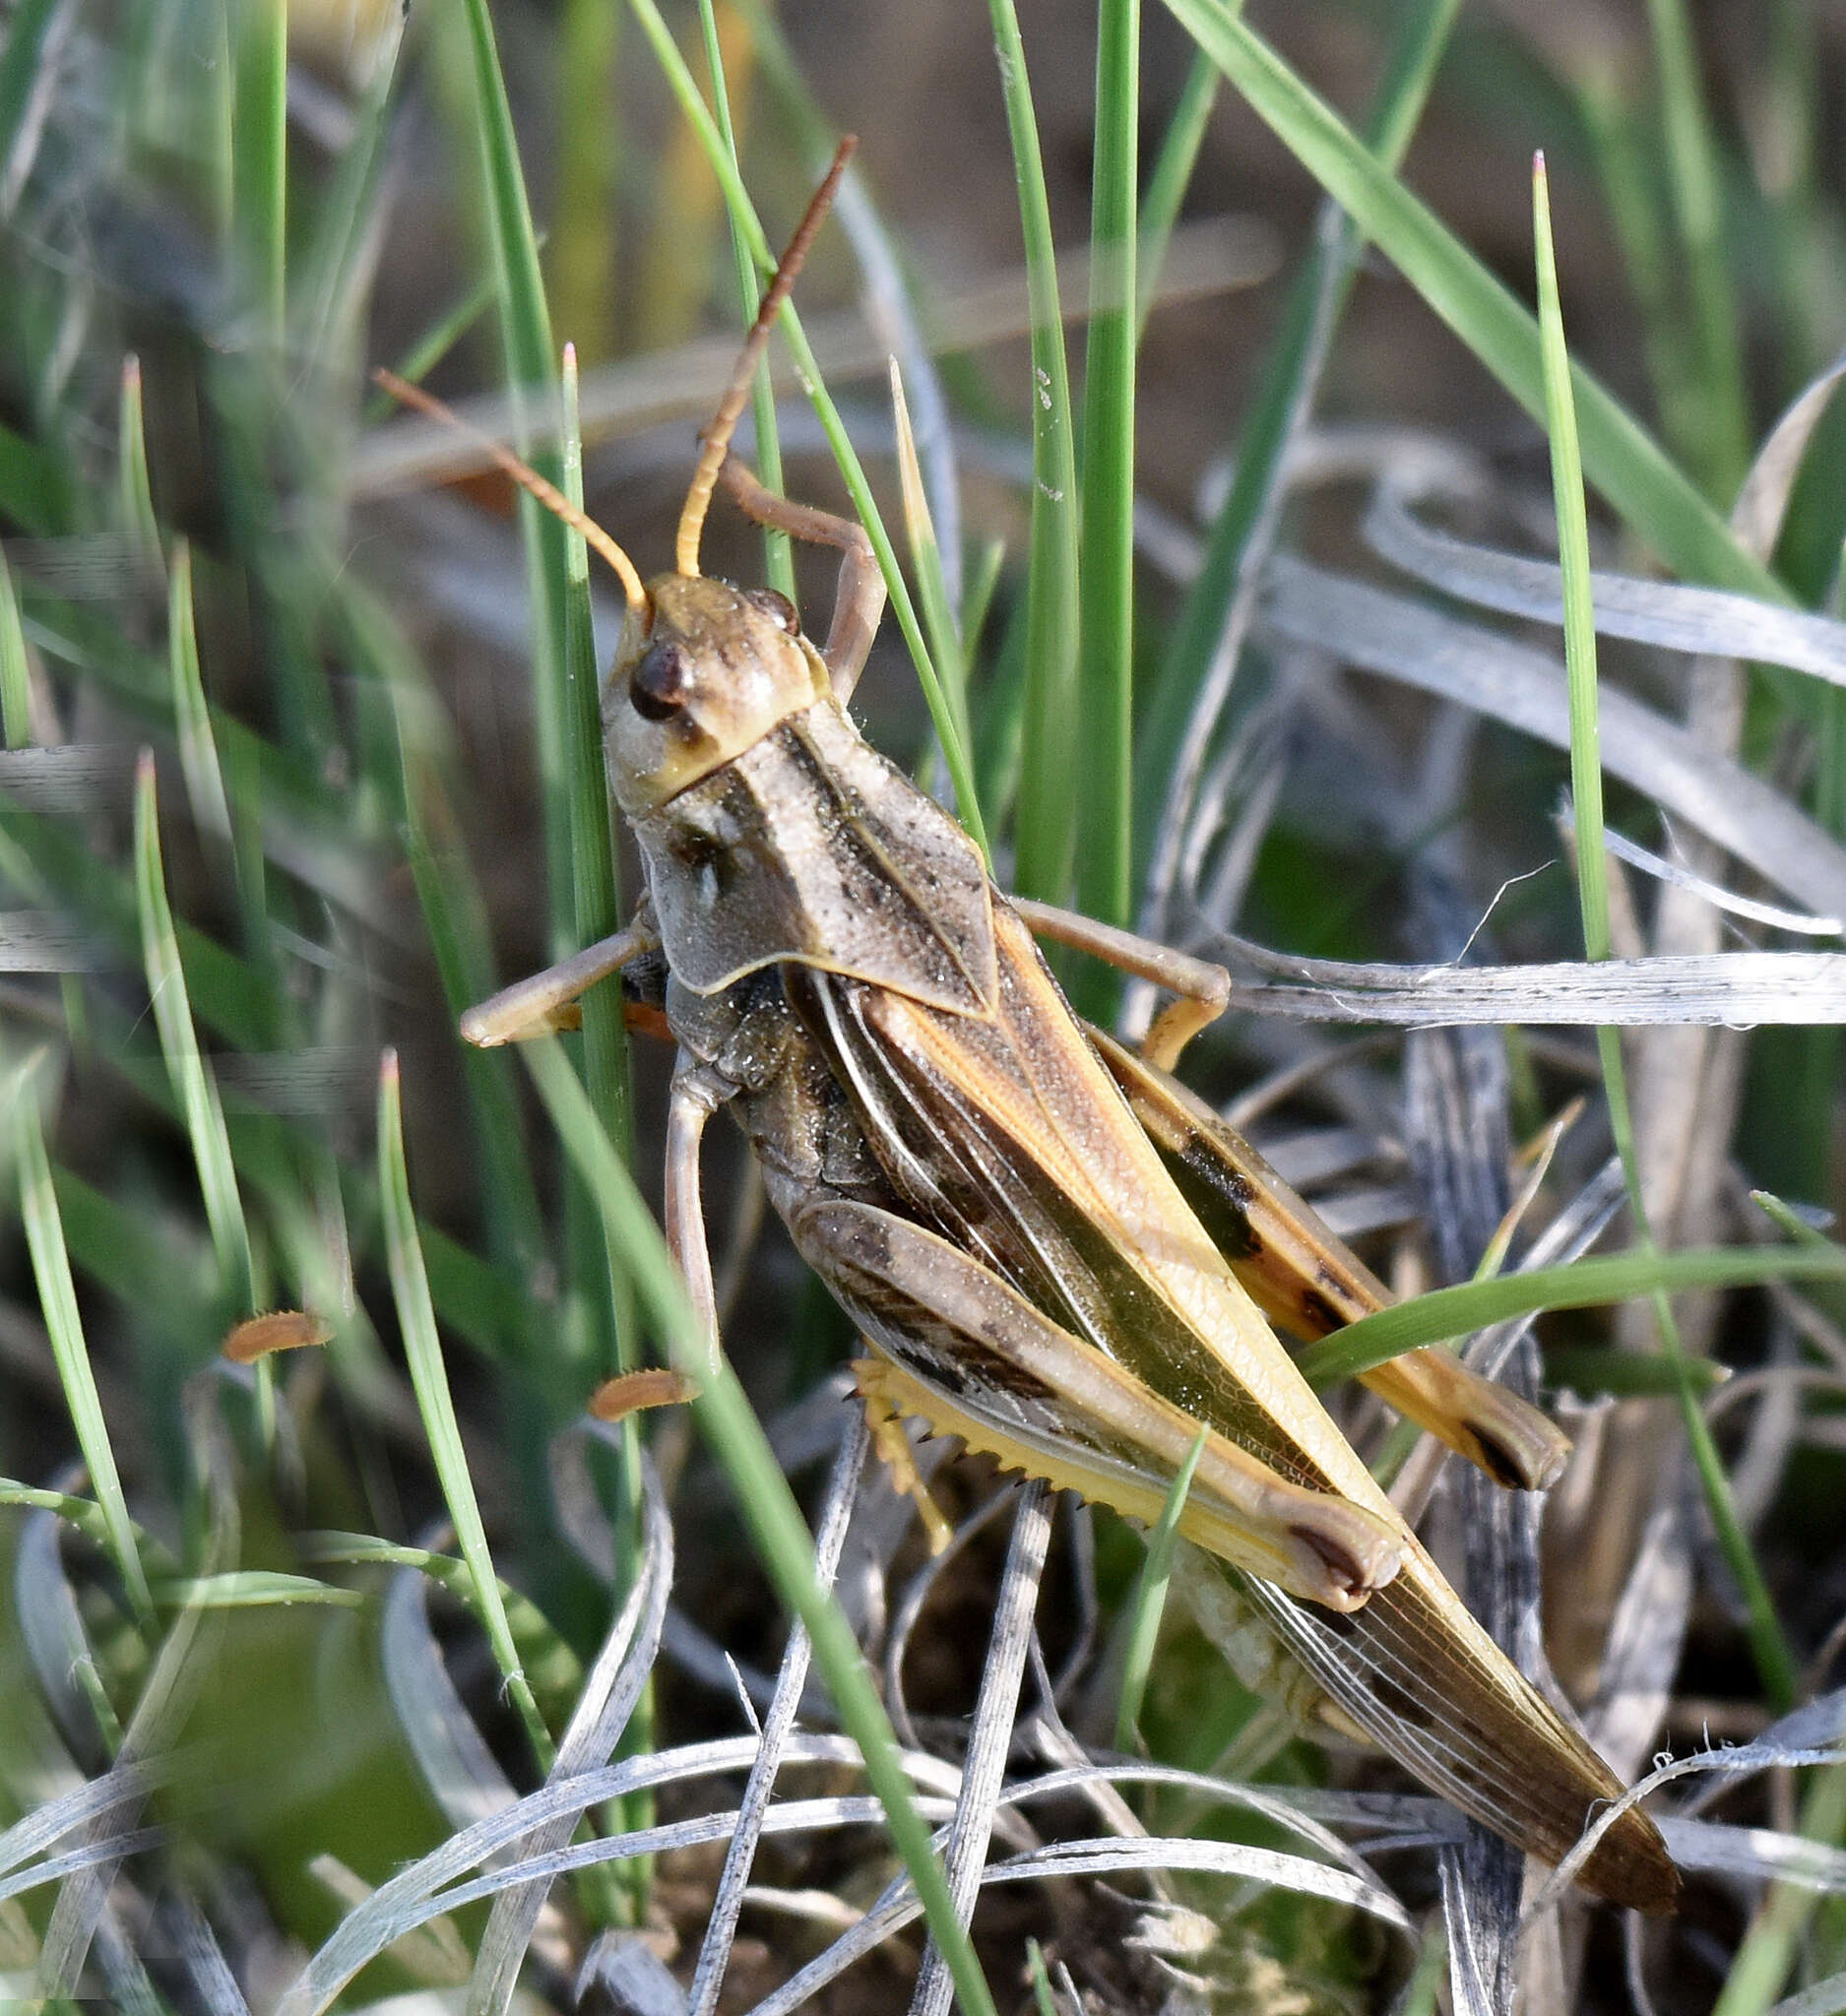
[605,574,831,815]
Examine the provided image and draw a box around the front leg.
[1009,896,1232,1072]
[717,456,885,702]
[460,910,661,1048]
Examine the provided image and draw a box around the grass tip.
[380,1046,400,1085]
[136,744,157,786]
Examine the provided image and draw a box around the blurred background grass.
[4,1,1846,2010]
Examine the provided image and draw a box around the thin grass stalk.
[12,1074,154,1622]
[520,1037,1000,2016]
[987,0,1080,907]
[1114,1424,1207,1751]
[1533,156,1798,1713]
[0,547,30,746]
[890,362,974,766]
[699,0,795,602]
[1135,49,1219,338]
[559,348,639,1375]
[376,1052,554,1768]
[628,0,987,858]
[117,356,159,564]
[132,753,254,1317]
[230,0,286,338]
[550,0,620,367]
[1076,0,1139,938]
[624,0,989,858]
[1643,0,1750,501]
[1137,0,1460,882]
[458,0,573,950]
[1160,0,1786,603]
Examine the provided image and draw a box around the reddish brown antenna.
[371,364,650,615]
[673,135,858,579]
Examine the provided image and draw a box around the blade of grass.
[1534,154,1796,1711]
[166,544,233,854]
[1137,0,1461,887]
[987,0,1080,907]
[11,1068,154,1622]
[1135,50,1219,338]
[1644,0,1749,501]
[1114,1423,1207,1752]
[376,1051,554,1771]
[117,356,159,565]
[0,547,31,746]
[0,0,69,212]
[230,0,286,338]
[1159,0,1787,603]
[624,0,989,859]
[1542,1346,1728,1398]
[698,0,793,601]
[1075,0,1138,938]
[559,346,638,1373]
[1299,1238,1846,1384]
[550,0,620,368]
[890,362,973,767]
[133,751,254,1317]
[519,1037,999,2016]
[1713,1761,1846,2016]
[459,0,573,949]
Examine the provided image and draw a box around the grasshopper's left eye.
[631,641,690,722]
[744,587,799,633]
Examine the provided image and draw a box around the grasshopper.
[407,140,1679,1915]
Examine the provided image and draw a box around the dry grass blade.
[689,1415,869,2016]
[911,1481,1051,2016]
[1261,556,1846,919]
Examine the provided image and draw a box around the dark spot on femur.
[744,586,799,632]
[1470,1428,1529,1491]
[631,641,690,721]
[1299,1288,1343,1335]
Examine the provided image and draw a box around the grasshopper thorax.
[605,574,832,816]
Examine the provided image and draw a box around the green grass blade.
[133,750,254,1313]
[890,361,973,765]
[559,346,639,1359]
[1542,1346,1728,1398]
[1076,0,1139,934]
[117,355,160,564]
[0,546,31,747]
[376,1051,554,1769]
[1644,0,1749,500]
[1160,0,1785,601]
[1137,0,1460,877]
[1713,1763,1846,2016]
[459,0,573,947]
[166,544,234,855]
[1534,154,1796,1713]
[11,1070,154,1621]
[230,0,286,337]
[699,0,794,601]
[550,0,620,368]
[1136,50,1219,337]
[1114,1424,1207,1752]
[520,1037,999,2016]
[1299,1238,1846,1384]
[623,0,988,862]
[987,0,1080,906]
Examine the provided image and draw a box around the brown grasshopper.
[402,140,1679,1915]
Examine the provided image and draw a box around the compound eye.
[630,641,690,723]
[743,587,799,633]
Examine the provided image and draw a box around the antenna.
[370,364,650,615]
[673,135,858,578]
